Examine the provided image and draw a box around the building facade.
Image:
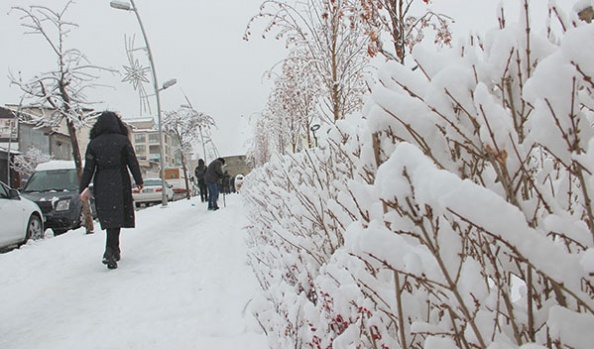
[2,105,93,161]
[221,155,252,179]
[1,105,94,187]
[124,117,183,178]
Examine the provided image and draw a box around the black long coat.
[80,112,143,230]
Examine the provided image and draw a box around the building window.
[135,133,146,143]
[135,145,146,154]
[148,145,160,162]
[148,133,159,143]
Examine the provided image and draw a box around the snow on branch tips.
[8,0,118,234]
[243,2,594,348]
[9,1,117,129]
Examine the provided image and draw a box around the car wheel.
[25,214,44,241]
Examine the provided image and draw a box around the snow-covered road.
[0,194,267,349]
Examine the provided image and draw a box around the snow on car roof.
[35,160,76,171]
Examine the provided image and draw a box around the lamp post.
[110,0,176,207]
[310,124,320,147]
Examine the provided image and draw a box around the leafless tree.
[269,49,321,153]
[246,0,370,123]
[9,1,117,234]
[11,148,52,179]
[356,0,453,63]
[163,106,216,200]
[247,115,273,167]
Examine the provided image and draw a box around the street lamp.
[110,0,175,207]
[310,124,320,147]
[161,78,177,91]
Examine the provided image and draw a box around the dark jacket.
[205,158,225,184]
[194,160,207,181]
[80,112,143,230]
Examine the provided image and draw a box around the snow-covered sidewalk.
[0,194,267,349]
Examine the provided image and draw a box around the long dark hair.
[90,111,129,139]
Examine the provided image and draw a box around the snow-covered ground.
[0,194,267,349]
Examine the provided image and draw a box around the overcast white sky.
[0,0,576,157]
[1,0,285,158]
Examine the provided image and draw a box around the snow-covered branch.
[243,2,594,348]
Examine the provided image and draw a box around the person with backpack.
[194,159,207,202]
[205,157,225,210]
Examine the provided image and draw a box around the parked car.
[0,180,44,250]
[20,160,96,235]
[132,178,174,207]
[164,167,192,195]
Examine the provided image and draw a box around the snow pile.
[243,2,594,348]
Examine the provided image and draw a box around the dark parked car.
[20,161,96,235]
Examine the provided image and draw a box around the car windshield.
[144,179,164,187]
[0,181,11,199]
[23,169,79,192]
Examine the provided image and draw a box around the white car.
[132,178,174,207]
[0,180,44,250]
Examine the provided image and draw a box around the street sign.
[0,119,17,142]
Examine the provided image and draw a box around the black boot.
[102,247,118,269]
[113,247,121,261]
[105,228,121,263]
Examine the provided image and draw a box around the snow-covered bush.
[243,119,374,346]
[244,2,594,348]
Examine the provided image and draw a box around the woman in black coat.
[79,111,144,269]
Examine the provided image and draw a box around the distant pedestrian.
[194,159,208,202]
[205,157,225,210]
[230,175,236,193]
[222,171,231,194]
[79,111,144,270]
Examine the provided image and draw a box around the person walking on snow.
[79,111,144,270]
[194,159,208,202]
[205,157,225,210]
[222,171,231,194]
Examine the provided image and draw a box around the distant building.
[0,146,20,188]
[221,155,252,179]
[2,105,93,160]
[0,105,94,187]
[124,117,183,177]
